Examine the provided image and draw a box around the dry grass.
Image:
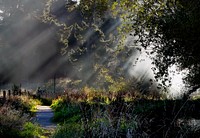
[0,95,43,137]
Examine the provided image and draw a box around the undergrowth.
[50,86,200,138]
[0,95,45,138]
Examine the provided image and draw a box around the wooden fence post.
[19,89,21,96]
[3,90,6,99]
[24,89,26,96]
[28,91,30,97]
[8,90,11,98]
[19,84,22,96]
[16,90,18,95]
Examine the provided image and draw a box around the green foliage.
[53,122,83,138]
[51,97,65,112]
[53,105,81,123]
[28,98,42,112]
[51,97,81,123]
[49,87,200,137]
[191,94,200,100]
[111,0,200,89]
[41,0,116,61]
[51,97,83,137]
[79,0,110,20]
[88,112,140,138]
[0,104,28,137]
[20,122,44,138]
[40,0,124,89]
[11,96,42,113]
[0,96,43,137]
[96,65,139,95]
[108,79,127,93]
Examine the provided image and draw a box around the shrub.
[0,105,29,129]
[6,96,42,113]
[52,122,83,138]
[20,122,44,138]
[51,97,81,123]
[0,95,42,137]
[0,105,29,137]
[53,106,81,122]
[51,97,65,112]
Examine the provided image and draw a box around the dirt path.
[35,105,57,130]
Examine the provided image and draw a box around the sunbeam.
[0,0,187,98]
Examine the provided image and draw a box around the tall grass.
[50,86,200,137]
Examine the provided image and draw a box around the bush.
[6,96,41,113]
[20,122,43,138]
[52,122,83,138]
[0,95,42,137]
[0,105,29,137]
[51,97,83,137]
[51,97,65,112]
[53,106,81,122]
[51,97,81,123]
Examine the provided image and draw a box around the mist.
[0,0,186,98]
[0,1,71,84]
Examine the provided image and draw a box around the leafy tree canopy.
[41,0,116,58]
[3,0,199,94]
[112,0,200,91]
[39,0,128,87]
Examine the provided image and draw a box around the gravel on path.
[35,105,57,130]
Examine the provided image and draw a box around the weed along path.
[35,105,57,130]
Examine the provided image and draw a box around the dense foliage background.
[1,0,200,137]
